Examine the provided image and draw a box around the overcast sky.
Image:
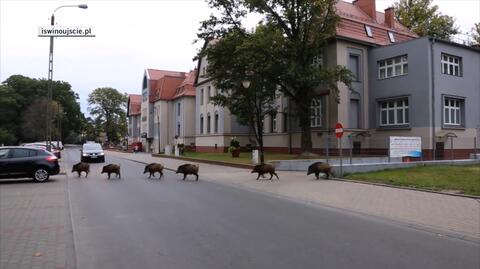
[1,0,479,115]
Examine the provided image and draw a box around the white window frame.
[441,54,461,76]
[310,98,322,127]
[272,118,277,132]
[365,25,373,37]
[199,114,204,134]
[312,54,323,68]
[200,89,204,105]
[207,113,211,134]
[443,97,462,126]
[388,31,395,43]
[378,55,408,79]
[379,98,409,126]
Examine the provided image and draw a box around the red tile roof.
[173,69,197,100]
[127,94,141,116]
[335,1,417,46]
[150,75,186,102]
[146,69,186,99]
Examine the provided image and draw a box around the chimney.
[353,0,376,21]
[384,7,395,28]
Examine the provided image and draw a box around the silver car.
[81,143,105,163]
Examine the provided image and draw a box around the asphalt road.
[64,147,480,269]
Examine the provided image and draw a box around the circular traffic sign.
[335,122,344,138]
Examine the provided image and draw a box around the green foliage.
[198,0,352,154]
[1,75,84,144]
[394,0,459,40]
[88,87,128,143]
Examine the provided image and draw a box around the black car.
[0,146,60,182]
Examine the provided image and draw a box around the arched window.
[214,111,219,133]
[200,114,204,134]
[207,113,211,134]
[310,98,322,127]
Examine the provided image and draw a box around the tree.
[0,85,22,145]
[207,26,281,163]
[198,0,352,154]
[394,0,459,40]
[88,87,127,144]
[21,99,62,142]
[2,75,85,144]
[470,23,480,45]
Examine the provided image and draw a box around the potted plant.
[228,137,241,157]
[177,143,185,155]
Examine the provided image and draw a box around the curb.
[332,178,480,200]
[151,153,254,169]
[108,150,479,200]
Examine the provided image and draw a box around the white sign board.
[38,26,95,37]
[389,136,422,158]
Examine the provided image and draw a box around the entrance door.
[435,142,444,160]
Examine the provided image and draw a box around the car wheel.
[100,156,105,163]
[33,168,50,182]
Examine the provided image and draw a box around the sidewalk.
[0,171,74,269]
[109,151,480,241]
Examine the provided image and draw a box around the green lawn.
[180,151,311,165]
[344,165,480,196]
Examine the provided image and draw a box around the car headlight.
[98,152,105,156]
[82,153,88,156]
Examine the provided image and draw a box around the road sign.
[335,123,344,138]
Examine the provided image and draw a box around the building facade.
[127,94,141,146]
[368,37,480,159]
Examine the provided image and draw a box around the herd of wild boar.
[72,161,334,181]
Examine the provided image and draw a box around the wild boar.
[251,164,279,180]
[307,162,334,179]
[176,163,199,181]
[101,164,121,179]
[72,162,90,178]
[144,163,164,179]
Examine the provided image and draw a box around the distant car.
[23,143,61,159]
[81,143,105,162]
[0,146,60,182]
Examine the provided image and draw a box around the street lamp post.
[45,4,87,151]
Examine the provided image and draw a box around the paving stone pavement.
[0,169,73,269]
[109,150,480,241]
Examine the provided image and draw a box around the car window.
[10,148,32,158]
[83,143,102,151]
[28,150,38,157]
[0,149,9,159]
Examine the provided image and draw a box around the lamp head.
[242,80,251,89]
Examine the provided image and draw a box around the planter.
[231,149,241,158]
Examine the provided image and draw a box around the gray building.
[127,94,141,147]
[368,37,480,159]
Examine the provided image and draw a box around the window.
[177,123,181,136]
[379,98,409,126]
[310,98,322,127]
[388,31,395,43]
[202,66,206,76]
[206,87,210,103]
[200,114,204,134]
[349,54,360,81]
[441,54,462,76]
[443,97,463,126]
[365,25,373,37]
[378,55,408,79]
[200,89,204,105]
[272,117,277,132]
[207,113,211,133]
[214,112,219,133]
[10,149,32,158]
[0,149,9,159]
[312,54,323,68]
[177,103,181,116]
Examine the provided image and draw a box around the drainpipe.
[430,38,436,160]
[288,97,292,154]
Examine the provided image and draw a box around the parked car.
[23,143,61,159]
[0,146,60,182]
[81,142,105,162]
